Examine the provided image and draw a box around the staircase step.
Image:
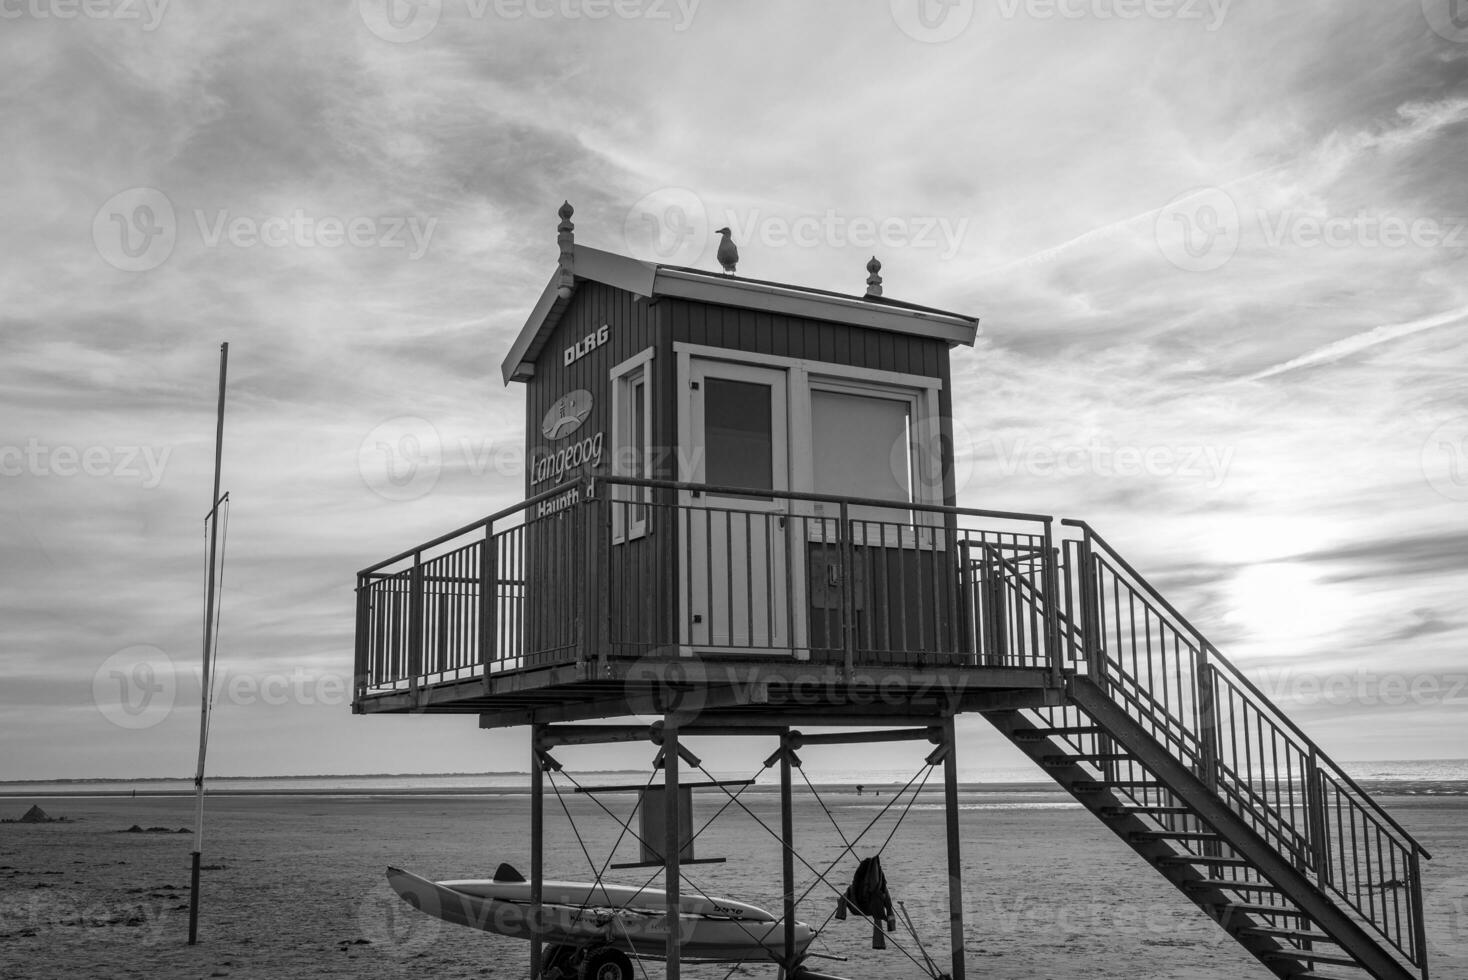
[1072,780,1160,791]
[1265,949,1362,969]
[1014,725,1105,741]
[1045,753,1132,764]
[1101,805,1193,817]
[1239,925,1337,944]
[1158,855,1251,868]
[1185,879,1282,894]
[1130,830,1221,843]
[1218,901,1309,918]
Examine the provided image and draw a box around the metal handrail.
[1063,518,1429,859]
[357,483,577,577]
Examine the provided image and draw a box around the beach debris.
[4,804,71,824]
[121,825,187,834]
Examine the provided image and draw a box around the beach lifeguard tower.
[353,204,1430,980]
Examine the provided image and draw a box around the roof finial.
[865,256,883,298]
[557,201,575,299]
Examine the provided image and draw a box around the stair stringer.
[990,708,1319,974]
[1052,673,1419,980]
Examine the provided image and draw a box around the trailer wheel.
[580,947,632,980]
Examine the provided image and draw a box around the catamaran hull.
[386,867,813,962]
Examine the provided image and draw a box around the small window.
[704,377,775,492]
[810,389,912,503]
[611,349,655,542]
[808,381,928,547]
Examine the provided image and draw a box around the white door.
[682,360,792,651]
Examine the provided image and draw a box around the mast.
[189,342,228,945]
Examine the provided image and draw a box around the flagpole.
[189,341,228,945]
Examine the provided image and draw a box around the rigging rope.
[693,757,942,978]
[198,495,231,764]
[545,764,789,965]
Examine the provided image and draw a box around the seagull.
[715,227,738,275]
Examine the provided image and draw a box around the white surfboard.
[387,866,814,962]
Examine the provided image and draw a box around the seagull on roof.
[715,227,738,275]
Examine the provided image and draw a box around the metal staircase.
[979,521,1431,980]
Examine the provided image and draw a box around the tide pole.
[189,342,229,945]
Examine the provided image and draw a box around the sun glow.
[1223,562,1354,654]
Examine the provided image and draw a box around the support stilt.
[942,715,966,980]
[530,724,544,979]
[780,728,797,975]
[663,722,682,979]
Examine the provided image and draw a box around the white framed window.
[804,377,936,548]
[670,341,946,548]
[611,347,655,543]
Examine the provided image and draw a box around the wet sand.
[2,789,1463,979]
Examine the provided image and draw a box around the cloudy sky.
[2,0,1465,781]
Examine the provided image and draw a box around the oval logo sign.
[541,389,593,441]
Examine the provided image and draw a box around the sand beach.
[2,786,1463,980]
